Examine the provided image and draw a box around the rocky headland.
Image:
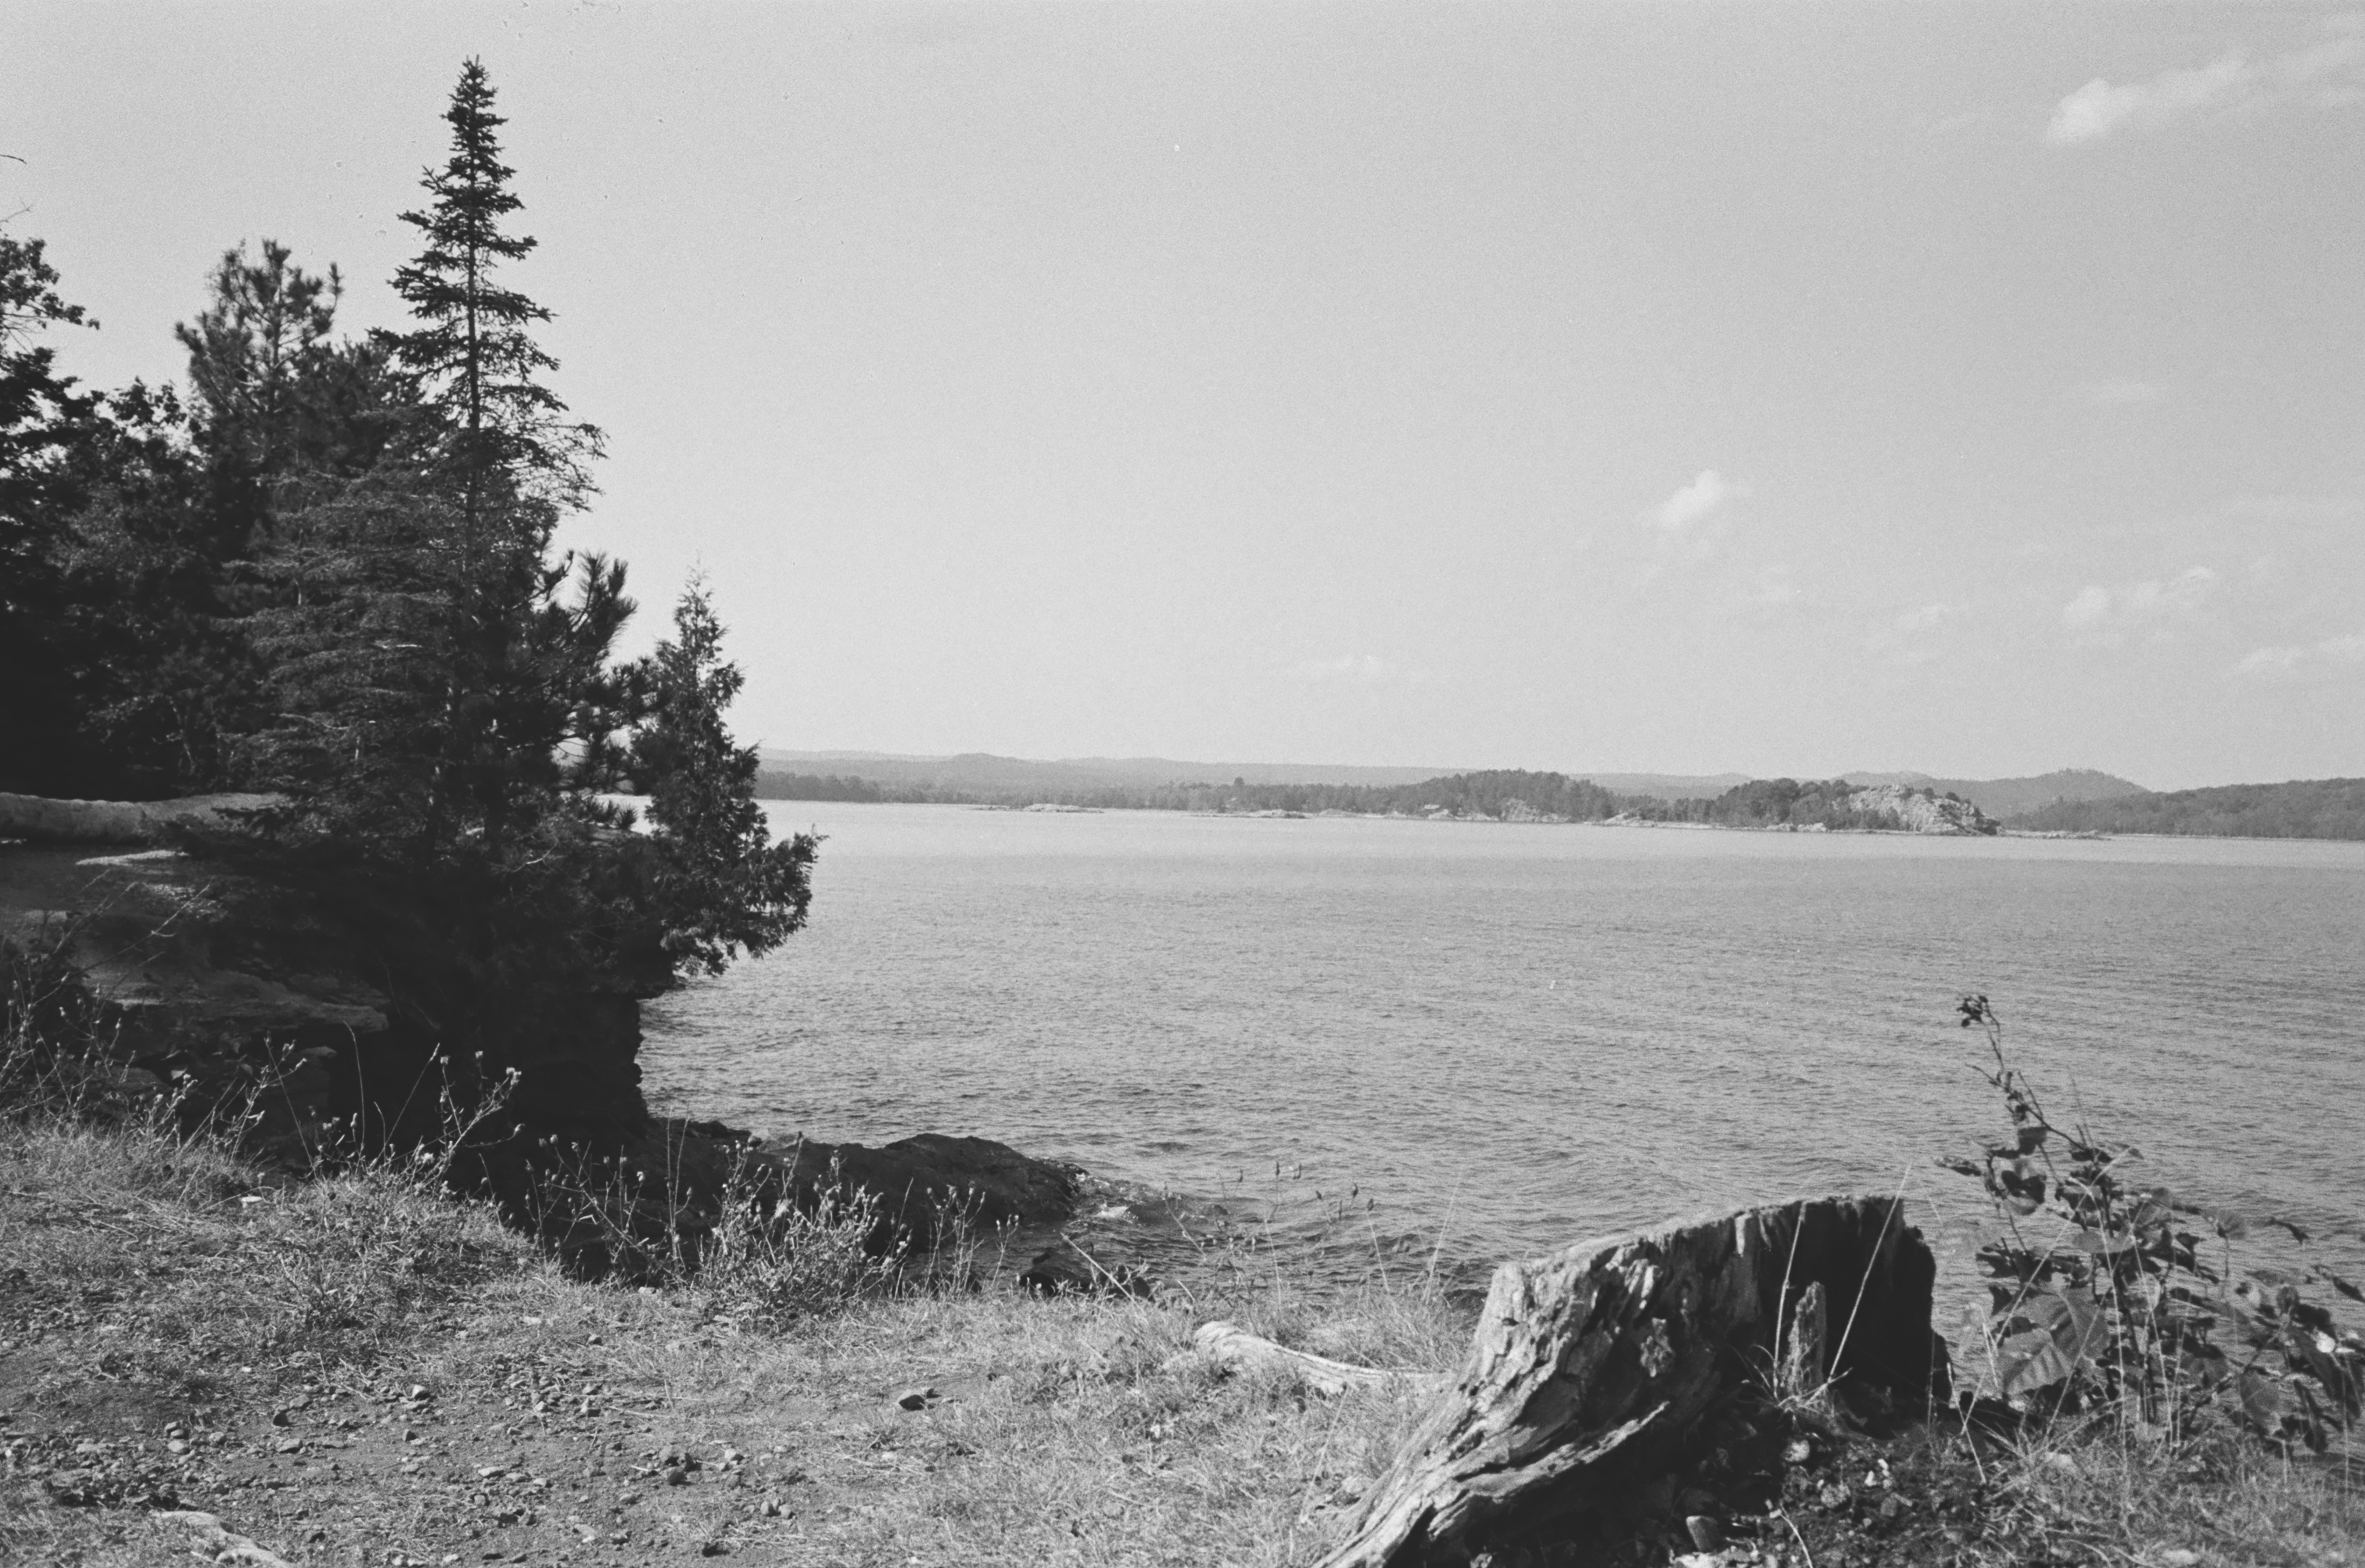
[0,791,1085,1275]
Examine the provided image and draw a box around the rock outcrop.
[1839,784,1997,835]
[1319,1195,1941,1568]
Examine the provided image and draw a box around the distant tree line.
[2,63,814,1107]
[752,766,1628,816]
[2008,779,2365,840]
[751,766,1973,828]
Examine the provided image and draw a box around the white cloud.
[2048,56,2251,145]
[2062,566,2219,644]
[2047,27,2365,145]
[1868,601,1961,666]
[2061,585,2115,631]
[2237,630,2365,678]
[2235,645,2306,676]
[1652,469,1738,532]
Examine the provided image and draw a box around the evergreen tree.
[378,58,599,507]
[177,240,342,485]
[251,62,621,858]
[629,586,818,974]
[175,239,410,510]
[0,231,102,792]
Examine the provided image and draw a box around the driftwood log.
[1190,1320,1448,1398]
[0,790,279,845]
[1317,1195,1937,1568]
[153,1511,296,1566]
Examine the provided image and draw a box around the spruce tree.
[379,58,598,506]
[630,586,819,975]
[252,60,619,858]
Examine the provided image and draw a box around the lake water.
[641,804,2365,1299]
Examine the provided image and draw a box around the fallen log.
[0,790,279,845]
[1316,1194,1939,1568]
[1190,1320,1448,1397]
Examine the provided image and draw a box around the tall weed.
[1944,994,2364,1452]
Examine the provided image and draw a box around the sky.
[9,3,2365,789]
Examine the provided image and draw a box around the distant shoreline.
[754,763,2365,841]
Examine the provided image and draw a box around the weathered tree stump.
[1316,1195,1938,1568]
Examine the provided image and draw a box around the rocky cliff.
[1839,783,1998,835]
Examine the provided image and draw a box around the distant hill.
[1843,769,2148,820]
[1570,773,1753,800]
[756,751,1459,795]
[2009,779,2365,840]
[753,753,2160,817]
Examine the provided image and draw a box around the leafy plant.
[1944,993,2363,1451]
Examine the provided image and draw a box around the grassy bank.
[5,1110,2360,1567]
[0,1108,1464,1567]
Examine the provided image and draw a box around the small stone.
[1684,1515,1726,1552]
[1818,1482,1850,1509]
[1880,1494,1907,1522]
[1783,1437,1814,1466]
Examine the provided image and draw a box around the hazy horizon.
[13,4,2365,791]
[756,747,2166,793]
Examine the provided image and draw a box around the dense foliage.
[2009,778,2365,840]
[0,63,813,1095]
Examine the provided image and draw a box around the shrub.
[1943,993,2364,1451]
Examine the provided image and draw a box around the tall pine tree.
[379,58,599,507]
[253,61,622,859]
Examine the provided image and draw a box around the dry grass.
[1945,1405,2365,1568]
[2,1078,2354,1565]
[0,1111,1463,1567]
